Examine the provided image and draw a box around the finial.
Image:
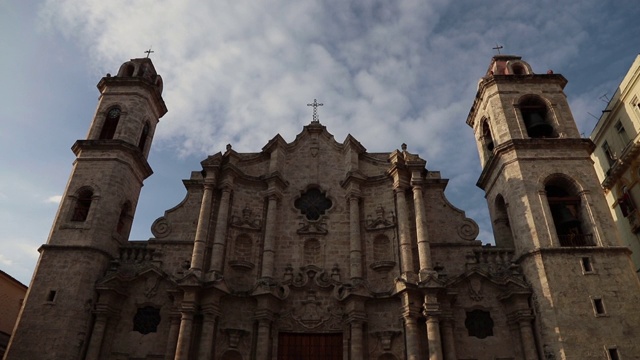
[401,143,407,151]
[226,144,232,152]
[307,99,324,123]
[144,46,154,58]
[492,43,503,54]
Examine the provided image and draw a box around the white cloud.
[25,0,640,255]
[0,253,13,266]
[45,195,62,204]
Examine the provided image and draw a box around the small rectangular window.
[593,298,606,315]
[608,347,621,360]
[47,290,57,302]
[581,257,593,273]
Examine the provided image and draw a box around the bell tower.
[6,58,167,360]
[467,55,640,359]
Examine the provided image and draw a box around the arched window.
[117,201,131,234]
[511,63,526,75]
[138,122,150,151]
[493,195,514,248]
[520,96,554,138]
[125,64,135,77]
[546,178,593,246]
[99,107,120,140]
[71,188,93,222]
[482,119,494,152]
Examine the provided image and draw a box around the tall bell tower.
[6,58,167,360]
[467,55,640,359]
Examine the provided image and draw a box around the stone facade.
[590,54,640,275]
[5,55,640,360]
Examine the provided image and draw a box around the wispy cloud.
[1,0,638,284]
[45,195,62,204]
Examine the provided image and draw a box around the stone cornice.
[72,139,154,179]
[476,138,595,190]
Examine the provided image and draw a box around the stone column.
[191,181,215,273]
[426,316,443,360]
[260,192,279,280]
[395,187,415,276]
[518,317,538,360]
[403,313,420,360]
[440,318,457,360]
[85,312,108,360]
[411,180,433,277]
[164,313,181,360]
[348,193,363,281]
[210,182,233,274]
[255,319,272,360]
[197,304,220,360]
[175,309,195,360]
[350,320,364,360]
[537,189,557,248]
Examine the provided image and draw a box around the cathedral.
[6,55,640,360]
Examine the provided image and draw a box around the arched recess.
[138,121,150,152]
[492,195,514,248]
[518,95,556,138]
[544,175,595,246]
[480,117,495,156]
[373,234,391,262]
[117,61,136,77]
[507,60,532,75]
[116,201,132,235]
[234,234,253,262]
[70,187,95,222]
[99,106,121,140]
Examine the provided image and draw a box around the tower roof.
[485,54,533,77]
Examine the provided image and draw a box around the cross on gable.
[144,47,154,58]
[492,44,503,54]
[307,99,324,123]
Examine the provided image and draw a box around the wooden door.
[277,333,343,360]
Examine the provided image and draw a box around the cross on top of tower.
[307,99,324,123]
[492,44,503,54]
[144,47,154,58]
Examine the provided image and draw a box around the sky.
[1,0,640,285]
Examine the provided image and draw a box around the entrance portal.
[277,333,343,360]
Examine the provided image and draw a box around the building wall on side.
[0,271,27,356]
[590,54,640,274]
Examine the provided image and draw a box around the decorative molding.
[230,205,262,230]
[297,219,328,235]
[151,216,171,238]
[365,206,396,231]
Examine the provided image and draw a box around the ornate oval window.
[294,188,332,221]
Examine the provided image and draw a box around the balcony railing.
[558,233,595,247]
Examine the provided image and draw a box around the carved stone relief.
[230,205,262,230]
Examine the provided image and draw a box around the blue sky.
[1,0,639,285]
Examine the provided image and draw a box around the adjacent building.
[6,55,640,360]
[590,54,640,275]
[0,270,27,357]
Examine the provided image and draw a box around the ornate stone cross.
[307,99,324,123]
